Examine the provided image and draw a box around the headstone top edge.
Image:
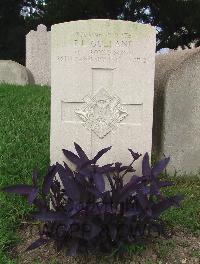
[26,30,36,36]
[51,19,155,32]
[37,24,47,31]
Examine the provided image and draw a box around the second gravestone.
[51,19,156,172]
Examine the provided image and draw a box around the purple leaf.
[152,157,170,176]
[142,153,151,177]
[151,195,184,217]
[93,146,112,163]
[119,165,135,173]
[137,183,150,195]
[63,162,73,176]
[98,164,115,173]
[75,172,87,184]
[66,203,85,217]
[106,174,115,190]
[102,191,111,203]
[78,159,94,170]
[33,199,48,211]
[32,169,38,187]
[124,208,139,217]
[93,172,105,193]
[2,184,34,195]
[137,191,150,211]
[42,165,57,195]
[74,142,89,161]
[158,181,174,188]
[26,238,50,251]
[92,204,115,215]
[115,162,122,171]
[150,180,160,196]
[31,211,67,221]
[87,187,102,198]
[115,162,134,172]
[80,223,101,240]
[128,149,142,161]
[57,164,80,201]
[28,187,39,204]
[118,176,141,202]
[62,149,81,166]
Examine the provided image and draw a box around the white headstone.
[153,48,200,175]
[26,24,51,86]
[51,19,156,173]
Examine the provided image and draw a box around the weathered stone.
[0,60,34,85]
[51,19,156,174]
[26,24,51,86]
[153,47,200,175]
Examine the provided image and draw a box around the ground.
[0,84,199,264]
[11,224,200,264]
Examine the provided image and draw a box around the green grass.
[162,176,200,235]
[0,84,199,263]
[0,84,50,262]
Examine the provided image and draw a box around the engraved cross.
[75,68,128,138]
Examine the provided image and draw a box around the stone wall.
[26,24,51,86]
[153,47,200,175]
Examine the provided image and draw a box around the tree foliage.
[0,0,25,64]
[0,0,199,64]
[43,0,200,50]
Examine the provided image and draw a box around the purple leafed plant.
[2,143,183,256]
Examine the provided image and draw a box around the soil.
[10,223,200,264]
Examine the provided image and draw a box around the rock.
[0,60,34,86]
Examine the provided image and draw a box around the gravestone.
[51,19,156,173]
[153,47,200,175]
[0,60,34,85]
[26,24,51,86]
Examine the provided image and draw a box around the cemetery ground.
[0,84,199,264]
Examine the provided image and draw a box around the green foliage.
[42,0,200,50]
[0,0,44,64]
[0,84,50,261]
[124,243,146,255]
[162,176,200,235]
[0,0,200,64]
[0,1,25,64]
[0,251,17,264]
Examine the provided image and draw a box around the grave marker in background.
[153,48,200,175]
[26,24,51,86]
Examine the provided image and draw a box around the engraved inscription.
[55,30,149,64]
[75,89,128,138]
[57,54,147,64]
[73,31,132,48]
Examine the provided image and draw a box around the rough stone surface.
[0,60,34,85]
[26,24,51,86]
[51,19,156,174]
[153,47,200,175]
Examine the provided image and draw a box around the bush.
[2,143,183,256]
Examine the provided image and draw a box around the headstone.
[51,19,156,173]
[0,60,34,86]
[153,47,200,175]
[26,24,51,86]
